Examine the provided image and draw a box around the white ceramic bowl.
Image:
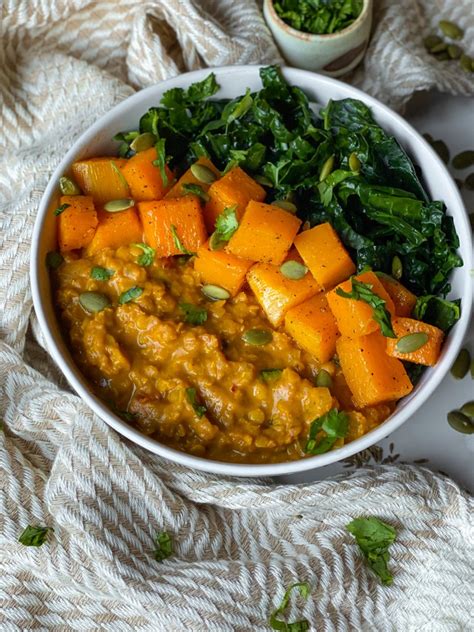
[31,65,473,477]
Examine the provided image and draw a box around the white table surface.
[280,90,474,492]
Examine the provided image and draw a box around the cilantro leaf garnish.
[154,531,173,562]
[90,266,114,280]
[54,203,70,216]
[179,302,208,325]
[335,278,396,338]
[209,205,239,250]
[118,286,143,304]
[171,225,194,255]
[305,408,348,455]
[346,517,397,586]
[269,582,311,631]
[132,242,155,267]
[18,525,53,547]
[152,138,168,187]
[185,387,207,418]
[182,183,210,202]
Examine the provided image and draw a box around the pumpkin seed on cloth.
[201,284,230,300]
[429,42,448,54]
[423,35,442,51]
[79,291,110,313]
[452,150,474,169]
[460,401,474,419]
[447,44,462,59]
[439,20,463,40]
[279,260,308,280]
[460,54,474,73]
[190,163,217,184]
[104,198,135,212]
[465,173,474,190]
[447,410,474,434]
[242,328,273,345]
[396,332,429,353]
[450,348,471,379]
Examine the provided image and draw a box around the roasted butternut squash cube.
[294,222,355,289]
[247,262,320,327]
[86,208,143,255]
[203,166,265,232]
[71,157,129,205]
[165,158,221,199]
[386,317,444,366]
[378,275,417,317]
[121,147,173,201]
[226,201,301,266]
[138,196,207,257]
[327,271,395,338]
[57,195,97,252]
[194,240,253,296]
[285,294,338,363]
[337,331,413,408]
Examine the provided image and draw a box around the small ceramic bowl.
[263,0,373,76]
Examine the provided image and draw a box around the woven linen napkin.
[1,1,473,630]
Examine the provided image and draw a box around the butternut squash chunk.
[138,196,207,257]
[247,261,319,327]
[285,293,338,363]
[194,240,253,296]
[121,147,173,201]
[57,195,98,252]
[337,331,413,408]
[327,271,395,338]
[226,200,301,265]
[378,275,417,317]
[71,157,129,204]
[294,222,356,289]
[165,158,221,199]
[86,208,143,255]
[386,317,444,366]
[203,166,265,232]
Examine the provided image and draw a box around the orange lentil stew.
[47,66,462,464]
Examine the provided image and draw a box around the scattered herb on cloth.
[18,525,53,547]
[154,531,173,562]
[269,581,311,631]
[273,0,364,35]
[346,516,397,586]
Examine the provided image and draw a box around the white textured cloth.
[1,1,473,630]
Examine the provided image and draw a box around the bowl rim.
[264,0,372,42]
[30,64,473,478]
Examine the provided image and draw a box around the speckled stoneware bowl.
[263,0,373,76]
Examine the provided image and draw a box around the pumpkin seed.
[391,255,403,280]
[280,260,308,280]
[460,401,474,419]
[439,20,463,40]
[45,250,64,269]
[315,369,332,388]
[79,291,110,313]
[190,163,217,184]
[208,231,225,251]
[452,150,474,169]
[103,198,135,212]
[434,51,450,62]
[272,200,297,214]
[430,42,447,54]
[471,357,474,378]
[465,173,474,190]
[201,284,230,301]
[396,332,429,354]
[431,139,450,164]
[423,35,442,51]
[450,348,471,379]
[59,176,81,196]
[242,328,273,346]
[130,132,156,153]
[254,174,273,187]
[182,182,210,202]
[447,44,462,59]
[460,54,474,73]
[349,152,361,172]
[447,410,474,435]
[319,155,335,181]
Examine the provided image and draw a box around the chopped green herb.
[179,303,208,325]
[269,582,311,631]
[182,182,210,202]
[18,525,53,547]
[132,242,155,267]
[260,369,283,382]
[305,408,348,455]
[185,387,207,418]
[209,205,239,250]
[274,0,363,35]
[336,278,396,338]
[45,251,64,269]
[152,138,169,187]
[171,224,194,255]
[54,203,70,216]
[346,516,397,586]
[90,266,114,281]
[118,286,143,304]
[154,531,173,562]
[413,295,461,332]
